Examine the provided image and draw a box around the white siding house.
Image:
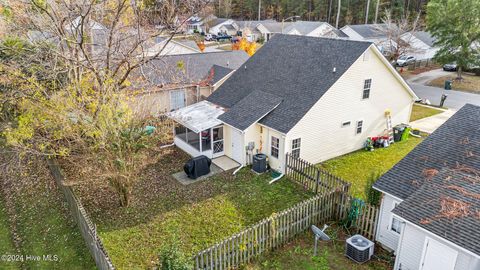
[400,31,438,60]
[168,35,416,173]
[374,104,480,270]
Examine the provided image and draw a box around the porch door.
[420,238,458,270]
[170,90,185,111]
[212,126,224,158]
[231,129,243,164]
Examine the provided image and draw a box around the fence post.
[315,170,320,194]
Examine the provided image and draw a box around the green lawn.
[246,226,392,270]
[0,155,96,270]
[318,137,423,199]
[410,104,444,122]
[70,148,314,269]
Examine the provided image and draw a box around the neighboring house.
[143,37,201,57]
[168,35,417,172]
[341,24,398,54]
[283,21,347,38]
[400,31,438,60]
[373,104,480,270]
[185,14,217,34]
[207,18,235,35]
[256,21,290,41]
[129,50,248,116]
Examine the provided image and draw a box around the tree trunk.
[365,0,371,24]
[374,0,380,24]
[336,0,341,28]
[456,66,463,80]
[328,0,333,23]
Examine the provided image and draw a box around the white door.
[170,90,185,111]
[231,129,243,164]
[421,238,458,270]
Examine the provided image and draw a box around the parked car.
[205,34,217,41]
[396,55,416,67]
[216,34,232,42]
[443,62,458,71]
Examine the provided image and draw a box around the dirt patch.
[429,74,480,93]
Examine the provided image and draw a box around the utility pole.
[365,0,371,24]
[258,0,261,21]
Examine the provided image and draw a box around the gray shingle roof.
[218,90,283,131]
[373,104,480,200]
[259,22,291,33]
[412,31,436,47]
[283,21,328,35]
[204,65,234,85]
[138,51,249,86]
[207,34,372,133]
[347,24,392,39]
[392,169,480,256]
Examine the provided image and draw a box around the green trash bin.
[444,80,452,90]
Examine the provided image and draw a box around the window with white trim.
[363,79,372,99]
[271,136,279,158]
[291,138,301,158]
[391,202,402,234]
[356,120,363,134]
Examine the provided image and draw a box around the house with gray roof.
[373,104,480,270]
[283,21,347,39]
[129,50,248,116]
[341,24,399,54]
[167,35,417,172]
[400,31,439,60]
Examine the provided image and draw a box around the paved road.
[406,69,480,110]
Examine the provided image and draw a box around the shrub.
[158,241,191,270]
[365,172,382,206]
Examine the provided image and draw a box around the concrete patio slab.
[410,109,456,134]
[172,163,223,186]
[212,156,240,171]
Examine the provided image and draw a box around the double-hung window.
[391,202,402,234]
[271,136,279,158]
[356,120,364,134]
[363,79,372,99]
[291,138,301,158]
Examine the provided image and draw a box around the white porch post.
[199,132,202,152]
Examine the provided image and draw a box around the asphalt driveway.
[406,69,480,110]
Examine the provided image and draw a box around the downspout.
[269,172,284,184]
[160,142,175,149]
[233,164,244,175]
[393,220,407,270]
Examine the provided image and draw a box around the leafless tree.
[376,10,421,60]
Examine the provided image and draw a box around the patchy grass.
[0,155,96,270]
[68,148,314,269]
[429,73,480,93]
[410,104,444,122]
[0,197,20,270]
[318,137,423,199]
[245,225,393,270]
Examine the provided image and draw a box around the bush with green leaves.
[158,241,192,270]
[365,172,382,206]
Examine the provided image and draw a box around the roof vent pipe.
[333,67,336,73]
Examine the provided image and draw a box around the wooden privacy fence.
[285,153,351,194]
[194,191,338,270]
[47,159,115,270]
[193,190,379,270]
[337,193,380,240]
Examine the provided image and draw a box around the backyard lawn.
[0,155,96,270]
[318,136,423,199]
[246,226,392,270]
[410,104,444,122]
[69,148,314,269]
[0,198,19,270]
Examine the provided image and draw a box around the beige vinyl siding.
[243,124,262,164]
[376,194,402,252]
[395,223,477,270]
[223,125,232,158]
[285,45,413,164]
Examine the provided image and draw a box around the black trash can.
[393,124,409,142]
[252,154,267,173]
[184,155,211,179]
[444,80,452,90]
